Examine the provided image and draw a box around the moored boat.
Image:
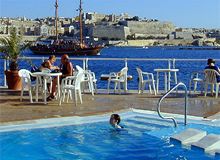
[30,39,103,56]
[29,0,103,56]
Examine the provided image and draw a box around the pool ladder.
[157,82,188,127]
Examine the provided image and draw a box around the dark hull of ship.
[29,46,102,56]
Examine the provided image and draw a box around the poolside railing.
[1,57,220,90]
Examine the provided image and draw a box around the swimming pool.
[0,109,220,160]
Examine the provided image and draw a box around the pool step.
[124,121,157,131]
[170,128,220,156]
[170,128,207,145]
[133,116,174,127]
[127,117,171,128]
[191,134,220,153]
[123,116,171,136]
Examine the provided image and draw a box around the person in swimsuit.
[109,114,123,129]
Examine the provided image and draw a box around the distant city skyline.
[0,0,220,29]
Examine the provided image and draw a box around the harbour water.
[1,46,220,90]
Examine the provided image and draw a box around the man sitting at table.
[47,54,74,101]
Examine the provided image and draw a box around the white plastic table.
[32,72,62,104]
[154,68,179,92]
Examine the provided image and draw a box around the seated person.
[205,58,220,82]
[39,55,59,72]
[39,61,50,71]
[109,114,123,129]
[47,54,74,101]
[47,55,59,70]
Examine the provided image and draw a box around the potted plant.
[0,27,27,90]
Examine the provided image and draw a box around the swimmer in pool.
[109,114,123,129]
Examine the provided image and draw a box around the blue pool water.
[0,111,220,160]
[0,46,220,89]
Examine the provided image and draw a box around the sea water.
[1,46,220,89]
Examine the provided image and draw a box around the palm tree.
[0,27,26,70]
[0,27,29,90]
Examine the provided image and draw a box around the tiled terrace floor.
[0,88,220,123]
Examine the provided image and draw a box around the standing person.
[47,54,74,101]
[205,58,220,82]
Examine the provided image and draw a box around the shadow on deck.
[0,88,220,123]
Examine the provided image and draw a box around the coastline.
[111,39,220,47]
[1,34,219,48]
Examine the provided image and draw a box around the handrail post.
[168,59,171,69]
[184,88,188,125]
[83,58,86,70]
[124,58,128,68]
[42,57,45,62]
[125,58,128,92]
[4,59,7,87]
[85,58,89,70]
[172,58,176,69]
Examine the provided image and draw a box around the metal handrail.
[157,82,188,127]
[2,57,220,88]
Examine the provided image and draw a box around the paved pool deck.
[0,88,220,124]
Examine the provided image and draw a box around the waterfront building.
[0,14,219,45]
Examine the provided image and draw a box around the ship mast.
[55,0,59,41]
[79,0,83,48]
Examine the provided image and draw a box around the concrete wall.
[91,25,130,40]
[174,32,193,40]
[121,21,175,35]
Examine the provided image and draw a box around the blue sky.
[0,0,220,29]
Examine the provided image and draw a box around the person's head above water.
[109,114,122,129]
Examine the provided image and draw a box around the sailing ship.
[30,0,103,56]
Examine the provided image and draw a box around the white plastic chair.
[189,71,204,94]
[76,65,95,95]
[18,69,36,103]
[76,65,84,74]
[136,67,156,95]
[87,70,98,94]
[59,72,84,106]
[204,69,220,98]
[107,67,128,94]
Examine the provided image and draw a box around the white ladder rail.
[157,82,188,127]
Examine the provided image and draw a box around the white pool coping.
[0,108,219,133]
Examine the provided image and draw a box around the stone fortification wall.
[92,25,130,40]
[116,39,195,47]
[126,40,156,46]
[122,21,175,35]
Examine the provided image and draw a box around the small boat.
[30,0,103,56]
[142,46,149,49]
